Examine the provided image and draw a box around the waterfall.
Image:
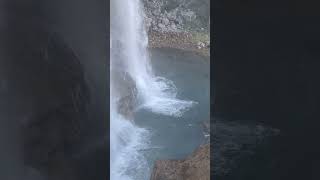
[110,0,196,179]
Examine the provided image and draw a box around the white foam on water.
[110,103,150,180]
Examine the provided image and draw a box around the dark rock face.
[212,1,320,179]
[0,0,108,179]
[151,144,210,180]
[21,32,90,172]
[212,117,279,177]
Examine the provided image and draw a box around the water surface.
[134,48,210,178]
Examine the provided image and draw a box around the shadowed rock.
[1,0,108,179]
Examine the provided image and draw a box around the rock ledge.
[150,144,210,180]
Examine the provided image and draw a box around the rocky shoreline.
[142,0,210,57]
[148,30,210,57]
[150,144,210,180]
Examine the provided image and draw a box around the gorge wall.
[142,0,210,33]
[212,0,320,179]
[142,0,210,55]
[0,0,108,179]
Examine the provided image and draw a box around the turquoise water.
[134,48,210,177]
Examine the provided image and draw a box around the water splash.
[110,0,196,179]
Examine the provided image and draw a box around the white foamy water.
[110,0,196,179]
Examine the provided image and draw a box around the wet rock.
[212,118,280,176]
[197,42,205,49]
[151,144,210,180]
[201,119,210,143]
[117,94,136,119]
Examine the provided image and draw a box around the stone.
[170,24,177,30]
[150,144,210,180]
[145,17,153,29]
[142,0,210,33]
[152,9,161,16]
[197,42,205,49]
[162,18,170,25]
[158,23,166,29]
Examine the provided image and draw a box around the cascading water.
[110,0,196,179]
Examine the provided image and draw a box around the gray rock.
[170,23,177,31]
[162,17,170,25]
[158,23,166,30]
[144,17,153,29]
[152,9,161,16]
[142,0,210,33]
[197,42,205,49]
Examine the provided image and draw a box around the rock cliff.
[142,0,210,55]
[142,0,210,33]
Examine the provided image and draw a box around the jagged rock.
[151,144,210,180]
[142,0,210,33]
[162,17,170,25]
[197,42,205,49]
[2,1,108,179]
[170,23,177,31]
[158,23,166,30]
